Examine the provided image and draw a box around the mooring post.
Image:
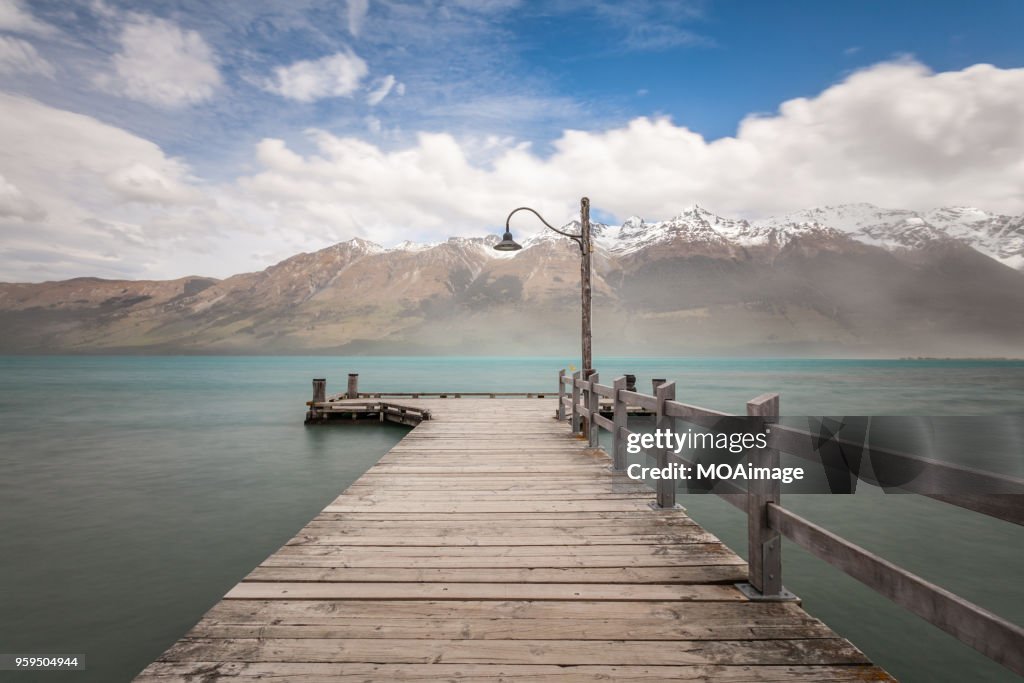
[746,392,782,596]
[347,373,359,399]
[652,378,666,395]
[570,370,582,434]
[557,369,566,421]
[587,372,600,447]
[312,378,326,403]
[653,381,677,508]
[625,374,636,392]
[612,376,627,470]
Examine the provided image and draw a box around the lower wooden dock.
[136,398,893,681]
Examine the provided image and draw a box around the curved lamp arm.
[504,206,584,253]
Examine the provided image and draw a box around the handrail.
[768,504,1024,676]
[558,367,1024,677]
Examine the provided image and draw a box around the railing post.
[612,376,627,470]
[347,373,359,399]
[557,369,566,421]
[587,372,600,447]
[581,368,596,437]
[570,370,581,434]
[746,393,783,597]
[653,381,677,508]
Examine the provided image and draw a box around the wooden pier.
[136,395,896,681]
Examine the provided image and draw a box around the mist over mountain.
[1,203,1022,356]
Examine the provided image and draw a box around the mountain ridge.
[1,203,1022,356]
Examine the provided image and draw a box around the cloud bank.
[1,60,1024,281]
[243,61,1024,240]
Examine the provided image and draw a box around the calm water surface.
[0,356,1022,682]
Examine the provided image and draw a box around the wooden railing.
[557,368,1024,677]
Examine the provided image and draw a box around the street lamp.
[495,197,593,378]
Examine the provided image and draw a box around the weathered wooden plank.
[136,662,895,682]
[271,543,733,557]
[301,520,699,532]
[187,615,830,641]
[243,565,747,584]
[224,582,747,602]
[260,551,742,569]
[156,637,870,666]
[200,599,809,624]
[311,511,689,522]
[324,501,655,513]
[284,533,720,547]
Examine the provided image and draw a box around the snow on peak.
[341,237,385,254]
[346,203,1023,270]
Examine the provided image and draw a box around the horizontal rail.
[592,412,614,431]
[665,400,732,420]
[770,423,1024,494]
[591,382,615,399]
[927,493,1023,526]
[619,390,657,410]
[768,503,1024,676]
[770,424,1024,525]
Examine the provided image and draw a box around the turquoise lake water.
[0,356,1022,682]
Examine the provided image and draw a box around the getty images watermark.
[625,426,805,484]
[619,416,1022,495]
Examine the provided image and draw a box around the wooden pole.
[612,376,627,470]
[570,370,581,434]
[347,373,359,399]
[654,381,677,508]
[557,369,566,421]
[747,392,782,596]
[580,197,592,377]
[312,378,326,403]
[587,372,600,447]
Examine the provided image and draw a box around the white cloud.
[0,0,57,36]
[105,162,203,205]
[263,50,368,102]
[93,15,221,107]
[0,93,228,281]
[236,61,1024,247]
[0,35,55,77]
[366,74,398,105]
[347,0,368,36]
[0,173,45,220]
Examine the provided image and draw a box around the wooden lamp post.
[494,197,593,377]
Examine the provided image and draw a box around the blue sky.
[1,0,1023,281]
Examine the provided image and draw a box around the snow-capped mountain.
[394,203,1024,271]
[751,203,1024,270]
[2,202,1022,356]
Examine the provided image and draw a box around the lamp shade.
[493,230,523,251]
